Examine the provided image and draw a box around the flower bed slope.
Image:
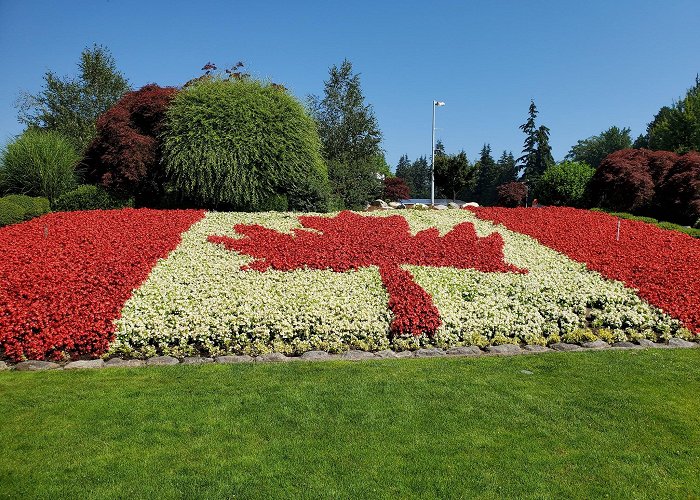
[111,210,683,358]
[0,209,204,361]
[470,207,700,334]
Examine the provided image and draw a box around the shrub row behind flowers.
[0,209,204,361]
[111,210,684,358]
[470,206,700,334]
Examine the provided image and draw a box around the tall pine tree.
[495,150,518,187]
[474,144,499,205]
[517,100,554,196]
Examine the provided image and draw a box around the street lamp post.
[431,100,445,206]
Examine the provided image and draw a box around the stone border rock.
[0,341,697,371]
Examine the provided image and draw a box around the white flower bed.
[110,210,679,357]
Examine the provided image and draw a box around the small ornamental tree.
[83,84,178,203]
[496,182,527,207]
[163,77,330,211]
[657,151,700,225]
[383,177,409,202]
[537,161,595,207]
[589,149,655,212]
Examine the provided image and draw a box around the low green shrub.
[592,208,700,238]
[655,221,700,238]
[2,194,50,219]
[53,185,133,212]
[0,199,26,227]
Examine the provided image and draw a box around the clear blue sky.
[1,0,699,168]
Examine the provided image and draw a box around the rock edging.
[1,340,697,371]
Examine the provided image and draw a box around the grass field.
[1,349,699,499]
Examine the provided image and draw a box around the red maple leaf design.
[208,211,526,337]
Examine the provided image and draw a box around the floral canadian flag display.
[0,207,697,361]
[208,211,526,337]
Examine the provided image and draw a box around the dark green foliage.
[434,141,471,201]
[0,199,26,227]
[258,194,289,212]
[309,60,384,208]
[163,78,330,211]
[16,44,130,152]
[518,100,554,190]
[53,184,133,212]
[644,76,700,154]
[395,156,430,198]
[566,126,632,169]
[495,151,518,186]
[0,129,79,202]
[326,157,382,209]
[537,161,595,207]
[474,144,500,205]
[1,194,50,219]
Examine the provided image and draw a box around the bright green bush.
[2,194,50,219]
[53,184,133,212]
[537,161,595,207]
[0,199,26,227]
[0,129,79,202]
[162,77,330,211]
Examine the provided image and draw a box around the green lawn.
[1,349,699,499]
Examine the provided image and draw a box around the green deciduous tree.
[435,149,470,201]
[16,44,130,152]
[644,76,700,154]
[566,126,632,168]
[308,60,384,208]
[537,161,595,207]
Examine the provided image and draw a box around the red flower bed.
[209,211,525,337]
[470,206,700,334]
[0,209,204,361]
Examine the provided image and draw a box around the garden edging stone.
[147,356,179,366]
[3,341,700,372]
[65,359,105,370]
[15,360,61,371]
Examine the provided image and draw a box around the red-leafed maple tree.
[208,211,526,337]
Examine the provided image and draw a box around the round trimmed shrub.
[2,194,50,219]
[0,129,79,202]
[83,84,178,203]
[0,199,26,227]
[53,184,133,212]
[162,77,330,211]
[537,161,595,207]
